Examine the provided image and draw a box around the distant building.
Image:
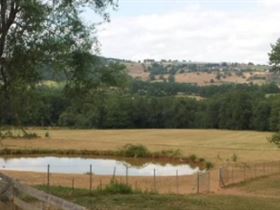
[143,59,155,64]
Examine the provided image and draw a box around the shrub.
[231,153,238,162]
[154,149,182,158]
[268,132,280,147]
[205,161,214,169]
[189,154,197,162]
[121,144,150,158]
[102,182,133,194]
[45,131,50,138]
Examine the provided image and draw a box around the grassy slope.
[2,129,277,167]
[38,186,280,210]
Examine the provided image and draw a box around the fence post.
[231,167,233,183]
[47,164,50,192]
[208,171,211,193]
[134,181,138,191]
[197,172,200,194]
[126,165,128,185]
[219,168,224,187]
[72,177,75,194]
[153,168,156,192]
[176,169,179,194]
[112,167,116,183]
[89,164,93,191]
[99,179,103,190]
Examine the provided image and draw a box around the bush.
[231,153,238,162]
[153,149,182,158]
[189,154,197,162]
[268,132,280,147]
[102,182,133,194]
[45,131,50,138]
[205,161,214,169]
[121,144,150,158]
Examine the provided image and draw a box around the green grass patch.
[37,185,280,210]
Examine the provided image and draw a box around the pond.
[0,156,203,176]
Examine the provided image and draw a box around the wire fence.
[219,161,280,187]
[1,165,211,195]
[2,160,280,195]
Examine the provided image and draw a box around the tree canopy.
[0,0,119,124]
[269,39,280,72]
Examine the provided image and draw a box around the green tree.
[269,97,280,131]
[252,101,271,131]
[269,39,280,72]
[0,0,116,125]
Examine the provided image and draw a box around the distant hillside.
[39,56,280,86]
[120,59,280,86]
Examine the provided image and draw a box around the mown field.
[1,129,278,167]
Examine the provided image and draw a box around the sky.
[90,0,280,64]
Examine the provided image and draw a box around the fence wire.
[219,161,280,187]
[3,161,280,195]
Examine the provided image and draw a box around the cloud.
[97,1,280,64]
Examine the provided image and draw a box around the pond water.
[0,156,202,176]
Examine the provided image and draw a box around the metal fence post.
[47,164,50,192]
[208,171,211,193]
[153,168,156,192]
[176,169,179,194]
[220,167,228,187]
[72,177,75,194]
[126,165,128,185]
[89,164,93,191]
[112,167,116,183]
[197,172,200,194]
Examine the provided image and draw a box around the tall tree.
[269,38,280,72]
[0,0,116,125]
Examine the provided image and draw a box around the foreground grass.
[1,129,276,166]
[229,174,280,197]
[37,185,280,210]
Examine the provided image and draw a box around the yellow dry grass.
[1,129,278,167]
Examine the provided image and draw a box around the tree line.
[1,82,279,132]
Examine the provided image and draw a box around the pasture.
[1,129,278,167]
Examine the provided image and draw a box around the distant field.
[126,62,271,86]
[2,129,278,167]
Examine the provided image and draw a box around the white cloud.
[97,1,280,64]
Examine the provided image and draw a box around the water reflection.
[0,156,202,176]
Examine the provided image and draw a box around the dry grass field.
[1,129,278,167]
[125,62,270,86]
